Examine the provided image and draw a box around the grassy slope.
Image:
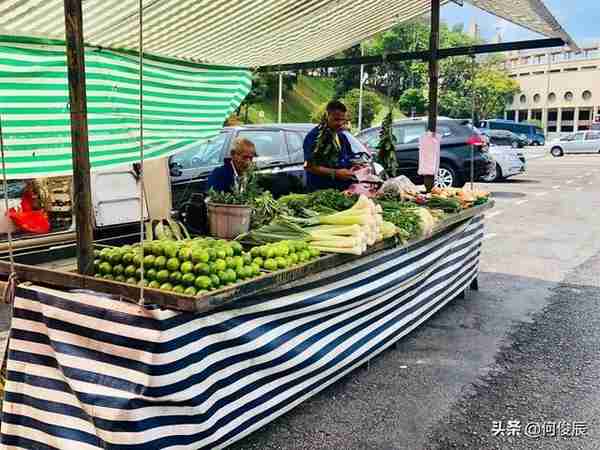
[245,76,402,127]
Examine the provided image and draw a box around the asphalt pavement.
[228,152,600,450]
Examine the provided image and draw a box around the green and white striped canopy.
[0,37,252,178]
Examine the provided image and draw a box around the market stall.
[0,1,574,449]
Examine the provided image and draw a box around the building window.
[552,53,561,63]
[564,91,574,102]
[533,94,541,103]
[506,110,516,121]
[507,95,514,105]
[520,94,527,104]
[583,90,592,100]
[565,51,573,60]
[548,92,556,103]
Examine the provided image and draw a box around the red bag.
[8,188,51,234]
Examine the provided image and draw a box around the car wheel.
[481,163,502,182]
[435,165,458,188]
[550,146,564,157]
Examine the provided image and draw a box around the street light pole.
[358,43,365,131]
[278,72,283,124]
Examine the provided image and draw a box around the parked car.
[549,131,600,157]
[357,118,494,188]
[479,129,528,149]
[478,119,545,146]
[169,124,313,209]
[480,133,526,182]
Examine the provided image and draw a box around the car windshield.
[342,130,371,155]
[171,132,229,170]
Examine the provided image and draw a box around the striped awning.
[0,0,576,67]
[0,38,251,178]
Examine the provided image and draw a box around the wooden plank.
[63,0,94,276]
[0,201,493,313]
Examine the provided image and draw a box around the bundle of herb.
[207,164,261,205]
[310,113,341,167]
[376,110,399,178]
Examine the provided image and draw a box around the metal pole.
[425,0,441,191]
[278,72,283,123]
[63,0,94,275]
[470,55,476,191]
[358,43,365,131]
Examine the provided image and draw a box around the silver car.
[550,131,600,157]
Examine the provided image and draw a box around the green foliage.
[525,119,543,129]
[342,89,383,129]
[471,65,520,121]
[398,88,428,116]
[376,110,399,177]
[333,44,362,99]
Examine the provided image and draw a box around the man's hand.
[335,168,355,180]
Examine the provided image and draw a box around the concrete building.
[504,44,600,137]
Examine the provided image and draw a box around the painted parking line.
[535,192,548,197]
[487,211,502,219]
[576,175,584,178]
[483,233,497,241]
[566,180,574,184]
[515,199,528,206]
[552,185,561,189]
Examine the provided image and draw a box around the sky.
[441,0,599,47]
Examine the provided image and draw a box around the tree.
[333,45,362,99]
[237,73,270,122]
[342,89,383,129]
[471,66,520,122]
[398,88,427,116]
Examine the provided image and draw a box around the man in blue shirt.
[304,100,356,192]
[208,138,256,192]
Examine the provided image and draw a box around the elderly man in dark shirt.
[207,137,256,192]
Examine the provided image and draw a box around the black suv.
[169,124,313,210]
[357,118,494,187]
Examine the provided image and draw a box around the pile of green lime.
[249,240,320,271]
[93,238,262,296]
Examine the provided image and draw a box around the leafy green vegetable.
[376,109,399,178]
[207,165,261,205]
[426,197,461,213]
[310,114,341,167]
[251,191,282,229]
[307,189,358,212]
[381,207,422,239]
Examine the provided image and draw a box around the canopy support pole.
[277,72,283,123]
[358,44,365,131]
[425,0,441,191]
[63,0,94,275]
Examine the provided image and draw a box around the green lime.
[275,257,287,269]
[180,261,194,274]
[143,241,154,255]
[166,257,180,272]
[253,257,264,268]
[309,247,320,258]
[299,250,310,262]
[178,247,192,261]
[94,249,101,259]
[184,286,197,296]
[115,274,126,282]
[160,282,173,292]
[169,271,182,284]
[242,252,252,265]
[98,261,112,275]
[225,246,234,257]
[250,247,261,258]
[192,249,210,264]
[250,263,261,276]
[132,254,142,267]
[143,254,156,268]
[207,248,217,261]
[214,259,227,272]
[145,268,157,280]
[151,242,164,256]
[210,274,220,288]
[242,266,254,279]
[263,258,277,271]
[148,280,161,289]
[231,241,243,255]
[124,265,136,277]
[195,276,212,290]
[289,253,299,265]
[103,274,115,280]
[100,248,112,261]
[182,273,196,286]
[154,256,167,270]
[265,247,275,259]
[173,285,185,294]
[217,270,228,284]
[164,243,179,259]
[94,259,101,272]
[156,269,170,283]
[126,277,137,285]
[225,256,236,269]
[194,262,210,276]
[236,266,246,280]
[232,256,244,270]
[122,253,134,265]
[216,248,227,259]
[225,268,237,284]
[112,264,125,277]
[109,251,122,265]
